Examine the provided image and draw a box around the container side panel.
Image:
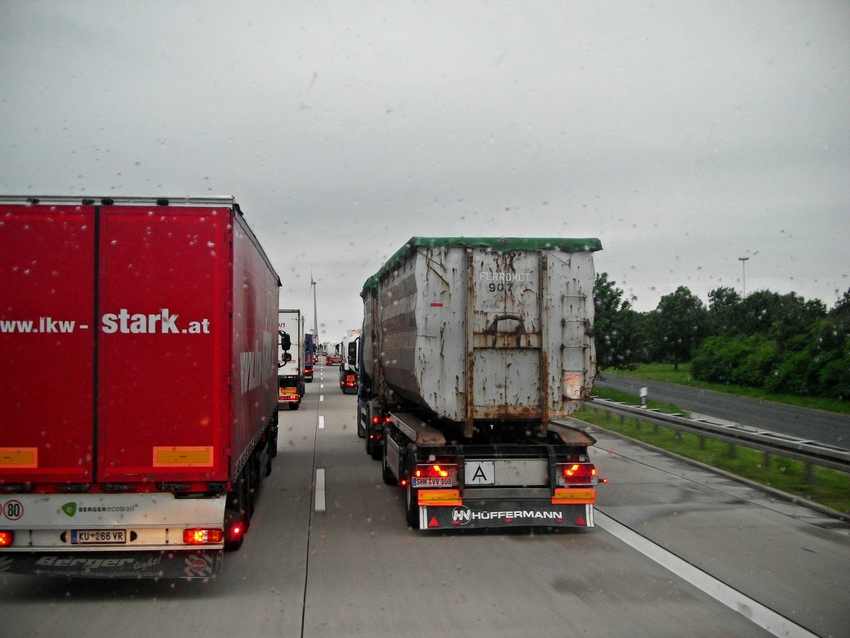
[97,205,231,482]
[231,216,278,478]
[415,246,466,420]
[380,260,419,400]
[0,203,95,483]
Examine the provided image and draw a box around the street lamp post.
[311,275,319,341]
[738,257,750,297]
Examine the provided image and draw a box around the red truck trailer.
[0,195,280,579]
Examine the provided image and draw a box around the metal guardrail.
[585,397,850,474]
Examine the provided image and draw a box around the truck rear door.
[470,249,543,420]
[96,205,231,483]
[0,202,95,484]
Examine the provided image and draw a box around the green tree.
[593,273,640,369]
[655,286,709,369]
[707,286,741,335]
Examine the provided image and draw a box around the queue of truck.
[1,196,603,577]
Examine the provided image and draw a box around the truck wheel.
[370,438,382,461]
[405,482,419,529]
[289,402,299,411]
[268,426,279,458]
[382,442,397,485]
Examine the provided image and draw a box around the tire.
[356,412,365,438]
[289,402,300,410]
[365,435,374,457]
[369,437,382,461]
[405,481,419,529]
[382,440,397,485]
[268,426,279,458]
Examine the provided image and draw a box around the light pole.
[738,257,750,297]
[311,275,319,341]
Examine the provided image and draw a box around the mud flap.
[0,550,223,580]
[420,501,594,530]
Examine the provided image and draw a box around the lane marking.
[595,510,818,638]
[318,415,325,430]
[319,395,324,402]
[320,383,324,389]
[314,468,326,512]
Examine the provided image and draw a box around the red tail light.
[556,463,598,486]
[227,521,245,542]
[413,463,458,487]
[371,415,381,425]
[0,531,13,547]
[183,528,224,545]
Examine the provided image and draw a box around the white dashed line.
[319,395,324,402]
[318,415,325,430]
[595,510,817,638]
[314,469,326,512]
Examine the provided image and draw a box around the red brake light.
[0,530,13,547]
[227,521,245,542]
[183,528,224,545]
[371,416,381,425]
[557,463,598,486]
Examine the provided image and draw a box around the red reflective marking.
[576,515,586,526]
[428,517,439,528]
[430,302,443,307]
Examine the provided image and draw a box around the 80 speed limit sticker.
[2,500,23,520]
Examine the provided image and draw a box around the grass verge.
[604,363,850,415]
[575,405,850,514]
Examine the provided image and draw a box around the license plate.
[71,529,128,545]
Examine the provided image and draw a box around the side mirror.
[280,331,292,351]
[283,352,292,363]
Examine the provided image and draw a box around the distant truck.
[304,331,316,382]
[278,309,305,410]
[0,195,280,578]
[358,237,603,530]
[338,329,361,394]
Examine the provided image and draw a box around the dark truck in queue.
[303,331,316,382]
[0,195,280,578]
[357,237,603,530]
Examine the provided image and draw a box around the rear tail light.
[556,463,598,487]
[226,521,245,542]
[370,415,392,426]
[413,463,458,487]
[0,531,13,547]
[183,528,224,545]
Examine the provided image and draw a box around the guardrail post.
[619,415,625,426]
[633,417,641,432]
[727,442,737,458]
[805,462,815,484]
[763,451,771,468]
[674,429,683,441]
[698,435,706,449]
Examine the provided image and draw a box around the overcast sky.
[2,1,848,342]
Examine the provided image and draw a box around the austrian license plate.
[71,529,128,545]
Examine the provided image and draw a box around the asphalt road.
[597,375,850,448]
[2,365,848,638]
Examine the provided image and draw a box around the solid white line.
[594,510,817,638]
[318,415,325,430]
[315,468,326,512]
[319,395,324,402]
